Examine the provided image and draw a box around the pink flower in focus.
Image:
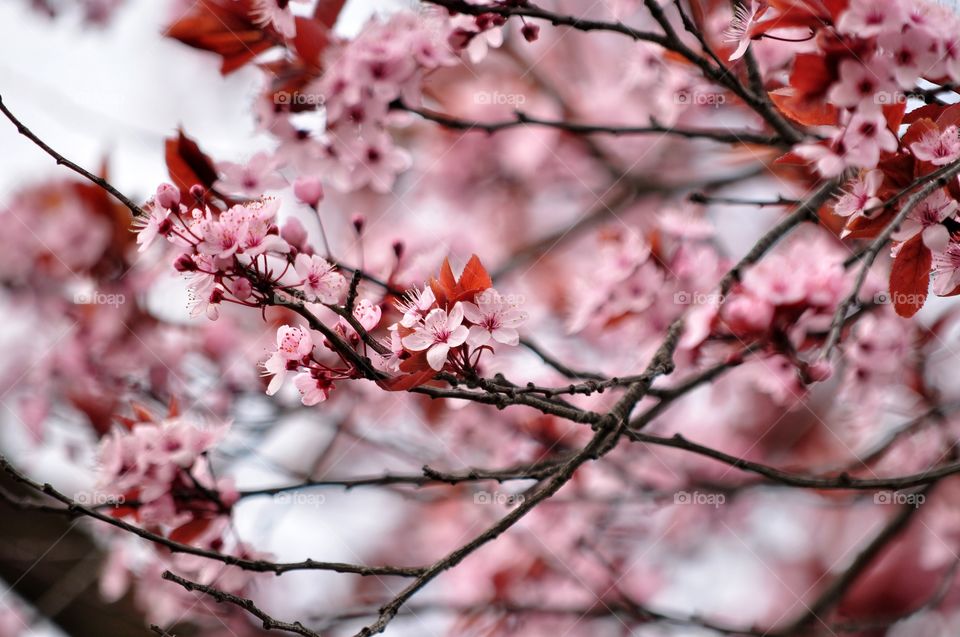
[834,170,883,218]
[723,1,762,61]
[396,285,437,328]
[892,190,958,252]
[262,325,313,395]
[294,253,346,304]
[462,289,528,348]
[293,371,334,405]
[402,303,470,371]
[933,242,960,295]
[910,126,960,166]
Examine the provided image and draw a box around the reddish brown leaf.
[889,235,932,318]
[458,254,493,296]
[165,129,219,201]
[313,0,347,29]
[166,0,279,75]
[169,518,213,544]
[769,88,838,126]
[292,16,330,69]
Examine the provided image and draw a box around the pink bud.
[521,23,540,42]
[294,177,324,207]
[228,277,253,301]
[281,217,308,251]
[352,214,366,235]
[156,183,180,209]
[174,253,197,272]
[189,184,206,203]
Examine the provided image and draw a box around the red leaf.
[769,88,838,126]
[458,254,493,296]
[165,129,219,201]
[313,0,347,29]
[889,235,932,318]
[166,0,279,75]
[292,16,329,69]
[169,518,213,544]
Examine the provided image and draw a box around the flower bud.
[521,23,540,42]
[156,183,180,209]
[294,176,324,208]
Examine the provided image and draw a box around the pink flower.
[401,303,470,371]
[892,190,958,252]
[841,110,899,169]
[215,151,287,197]
[462,289,528,348]
[834,169,883,218]
[251,0,301,38]
[742,255,805,305]
[294,253,345,304]
[723,1,762,61]
[827,57,897,111]
[723,295,774,334]
[134,203,172,253]
[262,325,313,395]
[347,133,412,194]
[879,30,938,88]
[377,328,404,373]
[934,242,960,295]
[910,126,960,166]
[155,183,181,209]
[396,285,437,328]
[293,371,334,405]
[836,0,905,38]
[794,141,846,177]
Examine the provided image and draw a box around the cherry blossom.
[462,289,528,348]
[402,303,470,371]
[834,170,883,218]
[262,325,313,395]
[892,190,958,252]
[216,151,287,197]
[294,253,345,304]
[910,125,960,165]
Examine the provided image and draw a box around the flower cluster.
[382,257,527,377]
[96,407,236,541]
[281,11,458,193]
[734,0,960,176]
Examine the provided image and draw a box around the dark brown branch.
[0,94,146,217]
[162,571,321,637]
[0,456,424,578]
[395,101,786,146]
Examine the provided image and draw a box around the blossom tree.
[6,0,960,635]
